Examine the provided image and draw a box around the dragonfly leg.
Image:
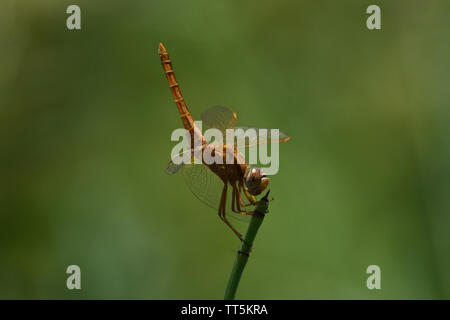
[238,181,257,208]
[231,184,237,212]
[231,182,253,215]
[218,182,244,241]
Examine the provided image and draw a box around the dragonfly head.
[244,167,269,195]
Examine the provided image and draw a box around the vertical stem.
[223,190,270,300]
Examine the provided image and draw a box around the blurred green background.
[1,0,450,299]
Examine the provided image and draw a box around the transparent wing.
[182,163,251,223]
[182,163,222,210]
[201,105,290,148]
[165,148,221,207]
[230,126,291,148]
[201,105,238,133]
[165,146,203,175]
[165,159,184,174]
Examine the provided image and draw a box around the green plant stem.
[223,190,270,300]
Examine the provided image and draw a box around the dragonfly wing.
[166,145,224,209]
[201,105,238,134]
[231,126,291,148]
[200,105,290,148]
[165,161,184,174]
[165,146,205,174]
[183,163,222,210]
[183,163,252,223]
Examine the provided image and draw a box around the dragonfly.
[159,42,290,241]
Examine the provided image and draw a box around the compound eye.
[245,168,261,189]
[245,168,269,195]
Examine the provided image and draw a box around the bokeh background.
[1,0,450,299]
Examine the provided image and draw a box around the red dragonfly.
[159,43,290,241]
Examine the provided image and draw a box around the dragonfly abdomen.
[159,42,206,147]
